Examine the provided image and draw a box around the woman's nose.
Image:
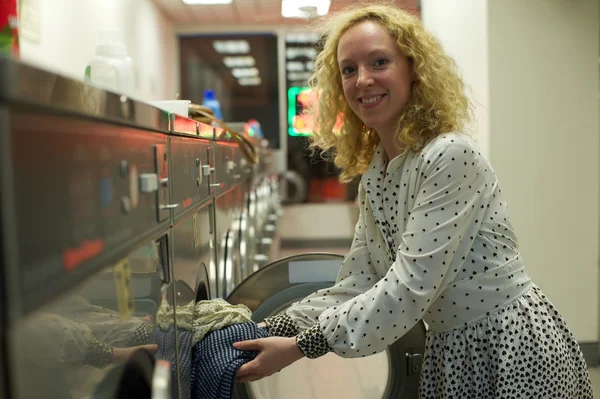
[356,68,374,88]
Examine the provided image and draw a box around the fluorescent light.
[286,32,320,43]
[223,56,255,68]
[281,0,330,18]
[288,72,312,81]
[286,47,317,60]
[286,61,305,72]
[213,40,250,54]
[232,67,259,78]
[182,0,232,4]
[239,77,262,86]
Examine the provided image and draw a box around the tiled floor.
[590,367,600,395]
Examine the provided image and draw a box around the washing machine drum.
[227,253,426,399]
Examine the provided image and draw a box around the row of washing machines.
[0,56,426,399]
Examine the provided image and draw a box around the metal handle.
[159,204,179,210]
[406,353,423,375]
[210,183,222,188]
[202,165,215,176]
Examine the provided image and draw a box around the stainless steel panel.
[8,237,175,399]
[171,203,213,399]
[6,110,169,315]
[155,143,171,223]
[228,254,425,399]
[170,114,197,137]
[169,136,211,222]
[214,188,235,298]
[212,142,237,194]
[0,56,169,133]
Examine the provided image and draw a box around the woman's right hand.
[257,322,268,329]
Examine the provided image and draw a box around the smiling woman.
[232,2,593,398]
[307,3,472,182]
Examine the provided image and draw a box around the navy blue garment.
[151,326,178,399]
[191,322,271,399]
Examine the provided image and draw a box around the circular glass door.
[228,253,425,399]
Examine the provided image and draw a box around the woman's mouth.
[359,94,386,107]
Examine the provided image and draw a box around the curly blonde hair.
[308,2,473,182]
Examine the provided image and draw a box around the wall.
[488,0,599,342]
[421,0,490,158]
[18,0,177,101]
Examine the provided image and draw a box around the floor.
[590,367,600,394]
[270,202,600,397]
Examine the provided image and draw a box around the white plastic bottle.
[84,30,134,96]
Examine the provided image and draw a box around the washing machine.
[227,253,426,399]
[7,236,176,399]
[170,204,213,399]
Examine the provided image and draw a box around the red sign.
[0,0,19,57]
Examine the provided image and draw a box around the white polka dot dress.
[265,133,592,398]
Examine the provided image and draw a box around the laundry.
[192,298,253,346]
[191,322,271,399]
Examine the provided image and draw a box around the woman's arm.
[295,137,491,359]
[265,186,379,337]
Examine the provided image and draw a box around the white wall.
[18,0,178,101]
[488,0,599,342]
[421,0,490,158]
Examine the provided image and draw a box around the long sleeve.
[265,185,379,338]
[296,138,492,359]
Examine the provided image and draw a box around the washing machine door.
[220,228,241,298]
[92,349,172,399]
[227,253,426,399]
[238,205,251,281]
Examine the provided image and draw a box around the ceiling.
[152,0,419,27]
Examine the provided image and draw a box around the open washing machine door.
[227,253,426,399]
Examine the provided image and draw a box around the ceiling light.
[286,48,317,60]
[286,61,305,72]
[182,0,232,4]
[288,72,312,81]
[281,0,330,18]
[182,0,233,5]
[239,77,262,86]
[213,40,250,54]
[286,32,320,43]
[232,67,259,78]
[223,56,256,68]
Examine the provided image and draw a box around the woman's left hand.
[234,336,304,383]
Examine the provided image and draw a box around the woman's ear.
[407,57,417,83]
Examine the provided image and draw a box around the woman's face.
[337,21,413,138]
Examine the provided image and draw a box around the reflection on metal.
[229,254,426,399]
[0,57,281,398]
[8,239,176,398]
[0,56,170,132]
[281,170,307,204]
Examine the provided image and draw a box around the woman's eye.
[374,58,389,67]
[342,66,355,75]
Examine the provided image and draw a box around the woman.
[234,3,593,397]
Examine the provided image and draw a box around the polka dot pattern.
[420,286,592,398]
[265,313,298,337]
[85,338,113,368]
[296,325,331,359]
[274,134,591,395]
